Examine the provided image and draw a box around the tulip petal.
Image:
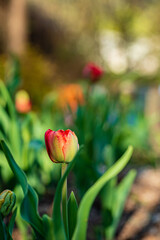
[64,132,79,163]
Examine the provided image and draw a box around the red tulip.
[45,129,79,163]
[83,63,103,83]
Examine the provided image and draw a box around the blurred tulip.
[83,63,103,83]
[15,90,32,113]
[58,84,84,112]
[45,129,79,163]
[0,190,16,216]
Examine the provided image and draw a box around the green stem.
[61,163,69,238]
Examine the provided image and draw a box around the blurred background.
[1,0,160,96]
[1,0,160,89]
[1,0,160,239]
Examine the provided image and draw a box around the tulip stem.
[61,163,69,238]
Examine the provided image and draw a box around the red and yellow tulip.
[45,129,79,163]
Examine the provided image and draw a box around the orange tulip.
[58,84,84,112]
[15,90,31,113]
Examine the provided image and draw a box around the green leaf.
[20,185,44,237]
[0,106,10,134]
[68,191,78,239]
[100,177,117,210]
[9,120,21,163]
[52,147,82,240]
[0,213,7,240]
[100,177,116,230]
[8,208,17,236]
[0,81,15,119]
[72,146,133,240]
[0,140,44,238]
[103,145,115,167]
[0,81,21,160]
[105,169,136,240]
[0,140,27,194]
[42,215,54,240]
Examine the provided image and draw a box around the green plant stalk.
[61,163,69,238]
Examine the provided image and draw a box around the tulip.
[0,190,16,216]
[83,62,103,83]
[58,84,84,113]
[15,90,32,113]
[45,129,79,163]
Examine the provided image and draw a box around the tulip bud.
[83,63,103,83]
[45,129,79,163]
[0,190,16,216]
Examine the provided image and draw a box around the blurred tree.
[0,1,6,54]
[7,0,27,55]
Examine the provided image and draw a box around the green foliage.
[102,170,136,239]
[72,87,146,197]
[72,146,133,240]
[0,81,61,192]
[0,140,44,238]
[1,74,153,239]
[0,139,133,240]
[0,204,17,240]
[0,79,148,239]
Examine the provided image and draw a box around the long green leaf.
[105,169,136,240]
[0,140,44,238]
[8,208,17,236]
[0,140,27,194]
[72,146,133,240]
[42,215,54,240]
[68,192,78,239]
[20,185,44,237]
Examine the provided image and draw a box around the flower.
[15,90,32,113]
[58,84,84,113]
[45,129,79,163]
[0,190,16,216]
[83,63,103,83]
